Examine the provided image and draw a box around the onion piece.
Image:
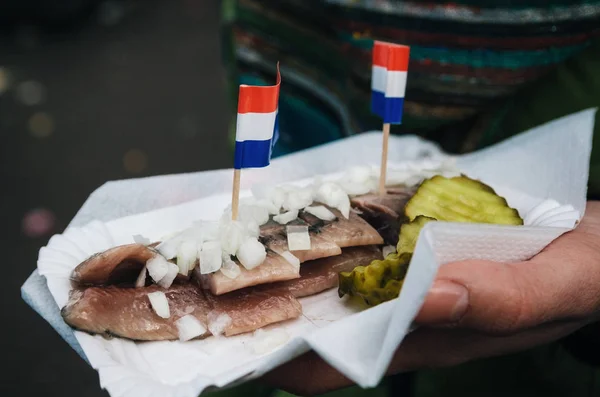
[146,256,170,283]
[199,241,223,274]
[135,266,147,288]
[207,311,232,337]
[133,234,152,246]
[219,220,248,256]
[175,315,207,342]
[286,225,311,251]
[382,245,396,258]
[236,238,266,270]
[147,291,170,319]
[220,254,241,279]
[304,206,336,221]
[282,187,314,211]
[273,210,299,225]
[280,251,300,270]
[315,182,351,219]
[157,261,179,288]
[249,329,289,355]
[176,240,198,276]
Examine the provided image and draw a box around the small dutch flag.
[371,41,410,124]
[234,65,281,169]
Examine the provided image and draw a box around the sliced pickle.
[338,252,411,306]
[404,175,523,225]
[397,215,437,255]
[340,175,522,307]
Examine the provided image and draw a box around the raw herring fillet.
[260,222,342,262]
[71,243,159,286]
[62,283,302,340]
[205,289,302,337]
[299,208,384,248]
[275,246,383,298]
[351,188,414,245]
[200,250,300,295]
[61,284,211,341]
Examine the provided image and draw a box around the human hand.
[262,201,600,396]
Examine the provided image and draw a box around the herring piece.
[274,246,383,298]
[71,243,159,286]
[61,284,211,341]
[197,250,299,295]
[205,288,302,337]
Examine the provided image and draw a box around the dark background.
[1,1,228,396]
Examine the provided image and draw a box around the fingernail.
[419,280,469,324]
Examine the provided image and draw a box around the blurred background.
[2,1,227,396]
[3,0,599,396]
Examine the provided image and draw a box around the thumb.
[415,255,600,335]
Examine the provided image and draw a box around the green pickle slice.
[338,252,411,306]
[405,175,523,225]
[339,175,523,307]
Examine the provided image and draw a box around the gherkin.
[405,175,523,225]
[339,174,523,307]
[397,215,437,255]
[338,252,411,306]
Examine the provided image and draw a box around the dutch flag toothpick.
[370,41,410,195]
[231,64,281,220]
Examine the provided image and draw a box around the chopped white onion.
[156,236,182,260]
[273,210,299,225]
[238,203,270,226]
[133,234,152,246]
[219,220,248,256]
[176,240,198,276]
[220,254,241,279]
[282,187,314,211]
[207,311,232,336]
[146,256,170,283]
[382,245,396,258]
[280,251,300,270]
[304,205,336,221]
[135,266,147,288]
[286,225,311,251]
[157,261,179,288]
[252,185,286,211]
[246,221,260,238]
[199,241,223,274]
[147,291,170,319]
[249,329,289,355]
[338,196,351,219]
[236,238,266,270]
[175,315,207,342]
[315,182,351,219]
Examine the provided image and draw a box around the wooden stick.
[378,123,390,195]
[231,169,241,220]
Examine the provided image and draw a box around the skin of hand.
[262,201,600,396]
